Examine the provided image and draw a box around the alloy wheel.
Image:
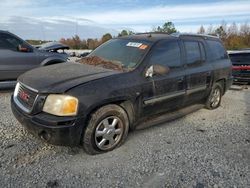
[210,88,221,108]
[95,116,124,150]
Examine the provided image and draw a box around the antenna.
[75,18,78,36]
[41,25,46,42]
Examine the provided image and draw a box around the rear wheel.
[83,104,129,155]
[205,83,223,110]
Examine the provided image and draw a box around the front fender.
[81,95,139,128]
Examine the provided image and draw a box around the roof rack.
[171,32,219,39]
[134,32,219,39]
[135,32,169,35]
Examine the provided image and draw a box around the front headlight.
[43,94,78,116]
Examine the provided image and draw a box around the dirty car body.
[0,31,68,88]
[11,33,233,154]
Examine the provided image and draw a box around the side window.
[207,40,228,61]
[0,34,16,50]
[0,33,30,52]
[149,40,182,68]
[184,41,202,65]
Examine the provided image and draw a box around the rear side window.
[184,41,204,65]
[149,40,182,68]
[207,40,228,61]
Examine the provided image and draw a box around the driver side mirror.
[145,64,170,78]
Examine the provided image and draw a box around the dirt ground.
[0,87,249,188]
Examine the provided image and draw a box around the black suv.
[11,33,233,154]
[0,31,68,88]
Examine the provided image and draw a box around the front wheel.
[205,83,223,110]
[82,104,129,155]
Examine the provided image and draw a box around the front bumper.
[233,76,250,83]
[11,96,84,146]
[232,69,250,83]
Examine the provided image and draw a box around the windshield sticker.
[139,44,148,50]
[126,42,142,48]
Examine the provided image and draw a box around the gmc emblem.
[19,91,30,102]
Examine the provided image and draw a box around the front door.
[142,39,186,117]
[0,32,37,81]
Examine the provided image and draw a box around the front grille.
[233,71,250,78]
[16,83,38,111]
[239,73,250,78]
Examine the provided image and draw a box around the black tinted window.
[0,33,26,51]
[0,34,15,50]
[149,41,181,68]
[207,40,227,61]
[184,41,201,64]
[229,53,250,65]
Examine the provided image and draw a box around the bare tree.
[240,22,250,36]
[197,25,205,34]
[207,25,214,35]
[228,22,238,36]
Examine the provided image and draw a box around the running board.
[136,104,204,130]
[0,81,17,89]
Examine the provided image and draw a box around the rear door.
[182,39,212,105]
[142,39,186,116]
[0,32,38,81]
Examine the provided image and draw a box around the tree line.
[59,30,134,50]
[27,21,250,50]
[197,22,250,50]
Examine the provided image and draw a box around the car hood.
[37,42,69,52]
[18,63,119,93]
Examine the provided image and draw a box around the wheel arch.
[84,98,136,131]
[215,78,226,95]
[40,57,66,66]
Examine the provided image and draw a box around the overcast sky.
[0,0,249,40]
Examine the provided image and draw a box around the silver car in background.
[0,30,69,88]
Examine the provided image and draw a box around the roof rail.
[134,32,219,38]
[171,32,219,39]
[135,32,169,35]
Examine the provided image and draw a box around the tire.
[83,104,129,155]
[205,82,223,110]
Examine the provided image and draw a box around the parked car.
[36,41,69,52]
[228,50,250,84]
[0,30,69,88]
[11,33,233,154]
[78,52,91,58]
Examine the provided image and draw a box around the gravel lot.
[0,88,249,188]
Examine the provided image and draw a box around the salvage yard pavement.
[0,88,249,187]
